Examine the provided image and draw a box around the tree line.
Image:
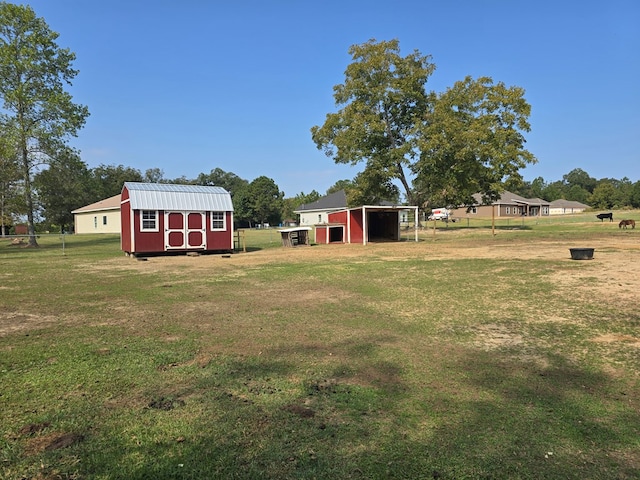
[510,168,640,210]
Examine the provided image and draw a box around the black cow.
[596,212,613,222]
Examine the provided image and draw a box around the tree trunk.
[20,143,38,247]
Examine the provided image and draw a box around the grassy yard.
[1,216,639,479]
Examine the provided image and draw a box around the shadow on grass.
[424,350,640,479]
[16,340,640,479]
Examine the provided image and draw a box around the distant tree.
[541,181,566,202]
[282,190,322,221]
[196,168,249,198]
[630,181,640,208]
[529,177,547,199]
[563,168,596,193]
[143,167,165,183]
[244,176,283,226]
[33,148,91,232]
[326,179,353,195]
[232,187,253,227]
[0,3,90,245]
[589,181,618,209]
[167,175,193,185]
[90,164,142,201]
[565,185,590,204]
[612,177,633,207]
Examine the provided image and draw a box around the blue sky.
[21,0,640,197]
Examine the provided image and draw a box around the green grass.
[1,221,639,479]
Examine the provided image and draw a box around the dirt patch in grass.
[0,312,61,337]
[592,334,640,347]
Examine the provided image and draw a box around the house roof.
[72,194,121,214]
[471,190,549,206]
[549,199,590,208]
[294,190,347,213]
[124,182,234,211]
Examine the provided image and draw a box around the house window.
[211,211,225,230]
[506,206,511,215]
[318,214,322,223]
[94,216,97,228]
[103,216,107,225]
[542,206,549,215]
[141,210,158,231]
[470,207,477,214]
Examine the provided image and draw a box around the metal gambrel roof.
[124,182,234,211]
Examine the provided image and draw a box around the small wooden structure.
[278,227,311,247]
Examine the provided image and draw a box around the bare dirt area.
[122,231,640,302]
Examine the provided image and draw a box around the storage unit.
[121,182,233,256]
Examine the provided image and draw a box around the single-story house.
[294,190,348,226]
[548,199,590,215]
[315,205,419,245]
[449,190,550,219]
[72,194,121,234]
[121,182,234,256]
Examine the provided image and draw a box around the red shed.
[121,182,234,256]
[315,205,419,245]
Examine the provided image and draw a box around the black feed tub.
[569,248,594,260]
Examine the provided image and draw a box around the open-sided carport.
[315,205,419,245]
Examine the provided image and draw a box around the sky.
[18,0,640,198]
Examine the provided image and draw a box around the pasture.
[1,215,639,479]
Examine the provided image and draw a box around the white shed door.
[165,212,206,250]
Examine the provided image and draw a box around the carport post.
[362,206,367,245]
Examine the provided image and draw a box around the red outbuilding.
[315,205,419,245]
[121,182,234,256]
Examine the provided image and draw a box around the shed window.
[211,211,225,231]
[141,210,158,231]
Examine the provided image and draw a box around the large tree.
[311,39,536,210]
[0,3,89,246]
[413,76,536,208]
[0,130,20,235]
[311,39,434,206]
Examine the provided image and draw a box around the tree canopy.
[0,2,89,245]
[311,39,536,210]
[33,148,91,232]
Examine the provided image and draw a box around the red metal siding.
[328,211,348,225]
[205,211,233,251]
[133,210,165,253]
[315,225,328,244]
[120,189,132,253]
[350,209,364,244]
